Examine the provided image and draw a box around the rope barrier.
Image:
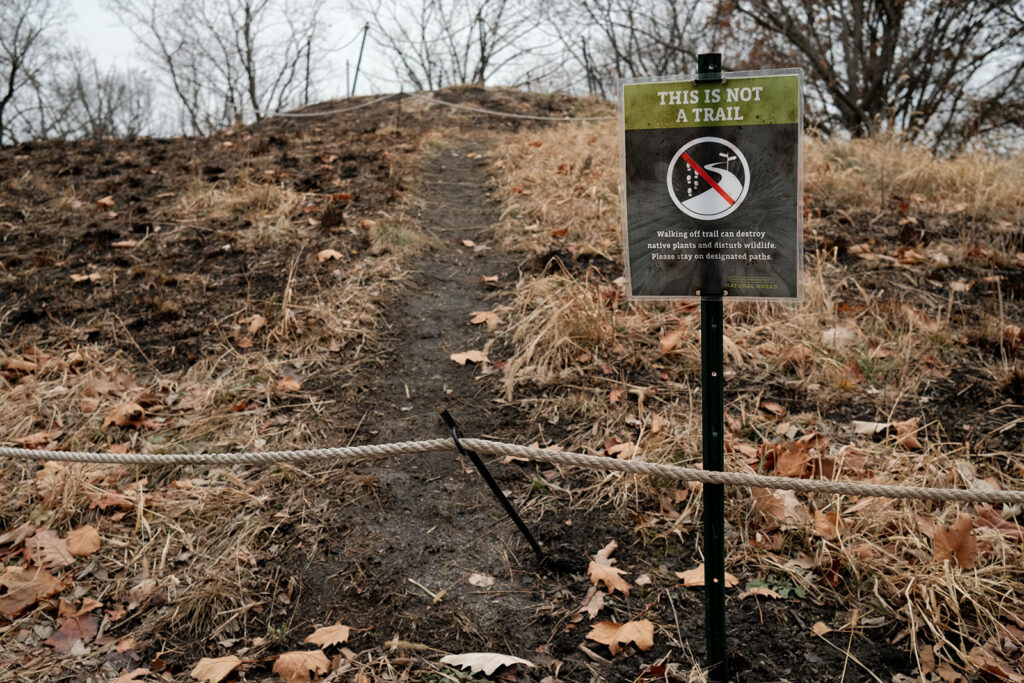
[272,93,402,118]
[405,92,614,121]
[3,438,1023,505]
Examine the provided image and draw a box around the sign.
[620,69,803,300]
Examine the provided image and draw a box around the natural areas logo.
[667,137,749,220]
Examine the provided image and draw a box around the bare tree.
[0,0,67,145]
[54,51,154,139]
[725,0,1024,148]
[107,0,329,135]
[359,0,542,90]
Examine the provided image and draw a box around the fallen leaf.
[0,522,35,546]
[974,506,1024,540]
[277,377,302,392]
[760,400,787,417]
[773,442,809,478]
[469,311,501,330]
[272,650,330,682]
[0,565,63,617]
[110,668,151,683]
[461,239,476,248]
[606,441,640,459]
[933,513,976,568]
[593,540,618,563]
[892,417,923,450]
[967,646,1024,682]
[751,488,812,527]
[852,420,889,436]
[481,274,499,283]
[66,525,101,557]
[587,541,630,595]
[317,249,343,262]
[812,509,843,539]
[739,586,781,600]
[81,397,99,414]
[304,623,351,648]
[190,655,242,683]
[440,653,535,675]
[811,621,832,637]
[450,350,488,365]
[45,613,99,654]
[576,585,605,619]
[586,619,654,655]
[95,195,115,208]
[659,328,685,355]
[25,529,75,569]
[675,564,739,588]
[12,430,60,449]
[246,314,268,335]
[116,637,138,653]
[4,357,38,373]
[468,572,495,587]
[103,403,146,429]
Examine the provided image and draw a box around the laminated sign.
[620,69,803,300]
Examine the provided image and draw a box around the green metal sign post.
[619,54,803,681]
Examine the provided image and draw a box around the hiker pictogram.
[667,137,749,220]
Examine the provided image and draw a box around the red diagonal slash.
[681,152,735,206]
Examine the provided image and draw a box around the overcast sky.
[65,0,390,101]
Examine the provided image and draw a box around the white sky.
[65,0,389,101]
[67,0,137,70]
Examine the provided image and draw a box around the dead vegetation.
[1,87,1022,681]
[489,120,1024,678]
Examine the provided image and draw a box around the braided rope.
[462,440,1024,505]
[2,438,1023,505]
[405,92,615,122]
[272,93,402,118]
[0,440,450,466]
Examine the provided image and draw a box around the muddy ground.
[0,88,942,681]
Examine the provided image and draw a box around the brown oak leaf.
[586,619,655,655]
[190,655,243,683]
[933,513,977,568]
[272,650,330,682]
[303,623,351,648]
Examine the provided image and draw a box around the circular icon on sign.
[667,137,750,220]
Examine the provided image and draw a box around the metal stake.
[701,297,727,681]
[697,52,728,683]
[351,23,369,97]
[439,409,547,565]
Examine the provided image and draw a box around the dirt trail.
[291,134,551,654]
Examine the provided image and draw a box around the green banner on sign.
[623,74,799,131]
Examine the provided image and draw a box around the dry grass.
[806,133,1024,221]
[174,177,310,247]
[0,171,411,681]
[489,120,1024,677]
[492,122,619,257]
